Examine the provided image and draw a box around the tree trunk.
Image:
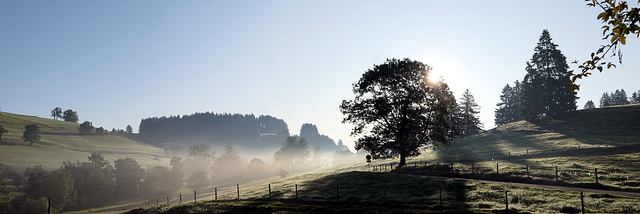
[399,152,406,168]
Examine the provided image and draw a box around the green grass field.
[0,111,168,171]
[4,105,640,213]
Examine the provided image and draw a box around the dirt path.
[414,174,640,197]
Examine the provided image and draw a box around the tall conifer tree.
[495,80,524,126]
[457,89,483,136]
[522,30,576,121]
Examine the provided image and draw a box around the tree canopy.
[63,109,79,123]
[51,107,62,120]
[0,125,7,142]
[274,136,310,171]
[22,124,41,146]
[340,58,453,167]
[78,121,95,134]
[584,100,597,109]
[600,89,632,107]
[454,89,483,137]
[521,30,577,121]
[495,80,524,126]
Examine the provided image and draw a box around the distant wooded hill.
[138,112,349,154]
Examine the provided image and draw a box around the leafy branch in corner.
[569,0,640,94]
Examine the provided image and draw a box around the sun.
[427,68,443,83]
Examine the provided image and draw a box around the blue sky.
[1,1,638,151]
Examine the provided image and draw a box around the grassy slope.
[121,105,640,214]
[0,112,168,171]
[431,104,640,160]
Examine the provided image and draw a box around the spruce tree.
[457,89,483,136]
[521,30,576,121]
[584,100,596,109]
[600,92,612,108]
[495,80,524,126]
[632,91,640,104]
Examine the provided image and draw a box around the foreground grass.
[0,112,168,170]
[124,171,640,214]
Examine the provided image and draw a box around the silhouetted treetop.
[138,112,290,149]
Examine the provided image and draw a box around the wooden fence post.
[526,149,529,155]
[269,184,272,198]
[450,164,454,175]
[555,166,559,181]
[156,199,158,206]
[581,192,585,214]
[595,168,599,184]
[237,184,240,199]
[496,163,499,174]
[471,163,474,174]
[180,194,182,204]
[295,184,298,199]
[194,191,196,202]
[526,165,529,178]
[167,197,169,205]
[215,188,217,200]
[505,191,509,210]
[48,198,51,214]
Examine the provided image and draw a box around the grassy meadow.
[121,105,640,213]
[0,111,168,171]
[4,105,640,213]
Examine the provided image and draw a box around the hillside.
[0,111,167,171]
[429,104,640,161]
[118,105,640,214]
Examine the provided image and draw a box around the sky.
[1,1,638,152]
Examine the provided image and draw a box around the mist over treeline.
[0,139,365,213]
[138,112,349,155]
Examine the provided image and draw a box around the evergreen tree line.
[138,113,290,149]
[597,89,640,108]
[495,30,577,126]
[139,112,350,154]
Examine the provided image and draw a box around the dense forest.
[139,113,290,151]
[138,112,348,154]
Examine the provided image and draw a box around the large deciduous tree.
[340,58,453,167]
[78,121,95,134]
[274,136,310,171]
[522,30,577,121]
[113,157,145,198]
[25,169,77,211]
[51,107,62,120]
[22,124,41,146]
[63,109,79,123]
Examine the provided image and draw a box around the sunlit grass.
[0,111,168,170]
